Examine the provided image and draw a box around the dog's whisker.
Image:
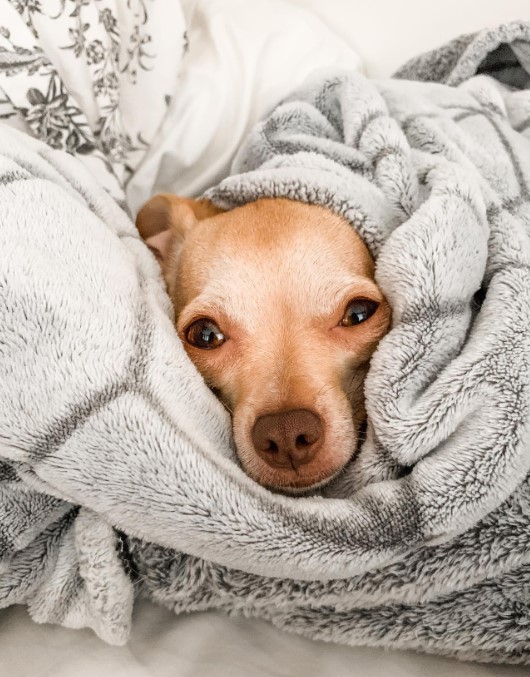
[346,365,365,392]
[221,400,234,415]
[313,381,341,403]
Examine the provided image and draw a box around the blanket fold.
[1,16,530,663]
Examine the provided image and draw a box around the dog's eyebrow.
[333,278,384,301]
[177,276,384,332]
[176,294,234,331]
[312,277,384,319]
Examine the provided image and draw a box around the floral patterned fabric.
[0,0,188,201]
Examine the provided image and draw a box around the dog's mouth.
[240,450,355,495]
[263,463,351,495]
[232,413,359,493]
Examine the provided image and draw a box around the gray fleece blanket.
[2,20,530,663]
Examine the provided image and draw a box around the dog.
[136,195,391,492]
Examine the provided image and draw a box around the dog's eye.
[340,299,379,327]
[185,319,226,349]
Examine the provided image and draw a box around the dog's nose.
[252,409,324,469]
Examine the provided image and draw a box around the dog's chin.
[235,444,355,495]
[266,465,348,495]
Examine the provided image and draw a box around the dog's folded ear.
[135,194,224,262]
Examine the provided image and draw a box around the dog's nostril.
[266,440,278,453]
[296,434,310,448]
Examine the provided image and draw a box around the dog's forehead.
[180,199,377,326]
[194,199,373,274]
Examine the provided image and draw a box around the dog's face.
[137,195,390,492]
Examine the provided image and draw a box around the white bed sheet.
[2,600,529,677]
[289,0,530,78]
[4,2,530,676]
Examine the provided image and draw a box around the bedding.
[1,1,530,669]
[0,0,361,211]
[288,0,530,78]
[125,0,362,212]
[0,0,188,202]
[3,600,530,677]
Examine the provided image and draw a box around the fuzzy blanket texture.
[1,16,530,663]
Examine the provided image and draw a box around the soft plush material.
[1,19,530,662]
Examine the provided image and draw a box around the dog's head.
[137,195,390,492]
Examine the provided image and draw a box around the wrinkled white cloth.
[127,0,361,212]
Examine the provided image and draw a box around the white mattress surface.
[2,601,529,677]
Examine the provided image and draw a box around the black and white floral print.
[0,0,188,200]
[10,0,43,39]
[0,27,47,76]
[24,77,95,152]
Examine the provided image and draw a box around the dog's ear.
[136,194,197,262]
[136,194,224,262]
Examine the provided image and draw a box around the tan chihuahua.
[137,195,390,492]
